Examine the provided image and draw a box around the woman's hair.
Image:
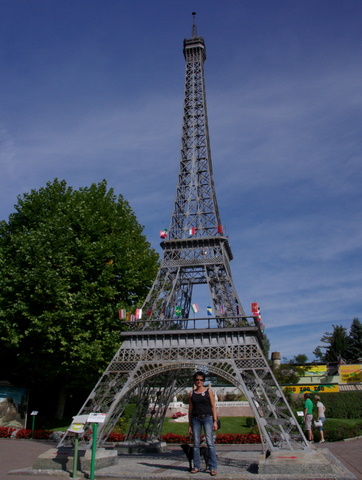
[193,371,206,382]
[315,395,320,401]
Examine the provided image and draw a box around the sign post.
[67,418,86,479]
[87,413,106,480]
[30,411,38,438]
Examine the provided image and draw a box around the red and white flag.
[191,303,200,313]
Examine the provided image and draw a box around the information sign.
[339,365,362,383]
[87,413,106,423]
[283,384,339,394]
[68,422,85,434]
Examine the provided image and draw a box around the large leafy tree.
[0,179,158,417]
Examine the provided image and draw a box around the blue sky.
[0,0,361,361]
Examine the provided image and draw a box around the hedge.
[291,391,362,419]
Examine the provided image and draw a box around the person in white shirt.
[315,395,326,443]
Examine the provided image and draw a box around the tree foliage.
[313,320,361,363]
[273,364,304,385]
[0,179,158,400]
[290,354,308,365]
[346,318,362,361]
[272,353,309,385]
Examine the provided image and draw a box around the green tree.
[317,325,349,363]
[312,346,324,362]
[273,364,303,385]
[291,354,308,365]
[272,354,309,384]
[347,318,362,361]
[0,179,159,417]
[262,334,270,359]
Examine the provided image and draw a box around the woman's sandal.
[190,469,199,474]
[210,470,217,476]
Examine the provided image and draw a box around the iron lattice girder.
[142,235,243,323]
[59,327,308,451]
[162,236,233,263]
[170,36,220,240]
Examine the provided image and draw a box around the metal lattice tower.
[141,14,245,328]
[59,15,309,453]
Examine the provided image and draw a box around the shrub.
[290,392,362,419]
[322,420,362,443]
[246,417,256,427]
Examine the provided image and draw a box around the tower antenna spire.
[192,11,197,37]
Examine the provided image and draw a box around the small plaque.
[87,412,106,423]
[68,422,85,433]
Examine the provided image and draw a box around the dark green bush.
[290,392,362,419]
[323,420,362,442]
[322,392,362,419]
[246,417,256,427]
[122,403,136,421]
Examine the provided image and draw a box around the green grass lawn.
[162,417,254,436]
[44,416,362,442]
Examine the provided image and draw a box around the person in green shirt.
[303,393,314,442]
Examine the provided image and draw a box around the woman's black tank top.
[191,388,212,416]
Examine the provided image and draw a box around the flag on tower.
[207,306,213,316]
[175,306,182,316]
[251,302,261,320]
[219,304,226,315]
[189,227,196,236]
[160,229,168,239]
[191,303,200,313]
[135,308,142,319]
[118,309,126,320]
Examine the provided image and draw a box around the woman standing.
[315,395,326,443]
[188,371,218,476]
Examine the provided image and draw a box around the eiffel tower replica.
[60,14,308,452]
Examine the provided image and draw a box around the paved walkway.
[314,438,362,480]
[0,438,361,480]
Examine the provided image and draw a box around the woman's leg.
[191,417,201,471]
[203,416,217,471]
[319,417,326,442]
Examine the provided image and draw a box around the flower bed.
[160,432,261,444]
[0,427,15,438]
[171,411,187,419]
[0,428,261,444]
[215,433,261,444]
[0,427,53,439]
[107,432,126,442]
